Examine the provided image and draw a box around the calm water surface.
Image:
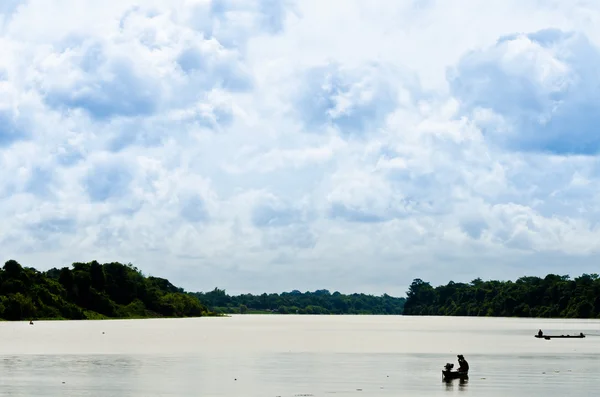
[0,315,599,396]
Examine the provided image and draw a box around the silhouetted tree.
[403,273,600,319]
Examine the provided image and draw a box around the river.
[0,315,598,396]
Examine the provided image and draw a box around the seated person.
[457,355,469,372]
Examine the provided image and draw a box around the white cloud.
[2,0,600,296]
[449,28,600,154]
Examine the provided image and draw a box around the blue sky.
[1,0,600,296]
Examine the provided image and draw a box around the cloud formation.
[1,0,600,296]
[449,28,600,155]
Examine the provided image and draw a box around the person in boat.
[457,355,469,373]
[538,329,543,337]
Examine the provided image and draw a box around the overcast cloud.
[1,0,600,296]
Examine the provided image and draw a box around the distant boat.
[535,333,585,340]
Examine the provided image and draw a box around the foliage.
[0,260,216,321]
[403,273,600,318]
[192,288,406,315]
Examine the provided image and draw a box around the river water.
[0,315,598,396]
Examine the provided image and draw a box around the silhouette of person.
[457,355,469,372]
[538,329,543,337]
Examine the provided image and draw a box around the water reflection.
[0,355,144,396]
[0,316,597,396]
[443,377,469,392]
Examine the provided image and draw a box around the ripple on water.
[0,316,599,396]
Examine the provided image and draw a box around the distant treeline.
[191,288,406,314]
[0,259,215,320]
[403,273,600,318]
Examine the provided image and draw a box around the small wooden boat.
[442,362,468,380]
[442,370,469,380]
[534,333,585,340]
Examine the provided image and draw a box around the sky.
[1,0,600,297]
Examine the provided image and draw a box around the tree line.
[0,259,407,320]
[0,259,215,320]
[10,258,600,320]
[191,288,406,314]
[403,273,600,318]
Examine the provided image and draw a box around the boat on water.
[442,363,468,380]
[535,329,585,340]
[534,333,585,340]
[442,369,469,380]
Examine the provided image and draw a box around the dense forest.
[192,288,406,314]
[403,273,600,318]
[0,259,214,320]
[0,258,406,320]
[11,257,600,320]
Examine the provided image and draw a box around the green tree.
[0,260,217,321]
[192,288,405,315]
[403,274,600,319]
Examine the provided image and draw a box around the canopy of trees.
[403,273,600,318]
[0,259,214,320]
[192,288,406,314]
